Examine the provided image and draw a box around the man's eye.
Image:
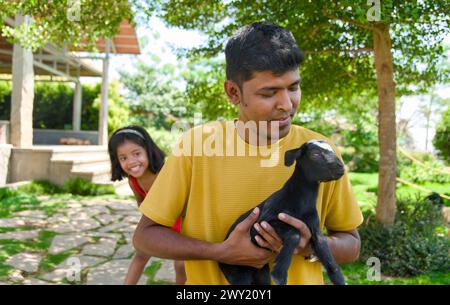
[289,86,299,92]
[260,93,275,98]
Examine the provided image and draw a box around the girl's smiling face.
[117,140,149,178]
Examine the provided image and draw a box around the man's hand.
[253,221,283,253]
[218,207,275,269]
[278,213,313,256]
[253,213,314,256]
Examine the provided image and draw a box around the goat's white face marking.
[309,141,334,153]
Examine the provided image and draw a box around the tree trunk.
[373,23,397,225]
[425,94,433,152]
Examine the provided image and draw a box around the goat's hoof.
[271,271,287,285]
[329,271,346,285]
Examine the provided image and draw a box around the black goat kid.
[219,140,346,285]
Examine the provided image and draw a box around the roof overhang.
[0,18,140,80]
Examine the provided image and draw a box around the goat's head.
[285,140,345,182]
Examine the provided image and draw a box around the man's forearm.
[326,230,361,264]
[133,224,223,261]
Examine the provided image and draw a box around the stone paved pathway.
[0,197,176,285]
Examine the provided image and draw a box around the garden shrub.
[359,197,450,277]
[397,153,450,184]
[433,106,450,165]
[0,187,40,216]
[63,178,115,196]
[16,180,64,195]
[400,161,450,184]
[0,81,128,133]
[1,179,115,207]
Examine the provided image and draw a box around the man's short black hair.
[225,21,304,87]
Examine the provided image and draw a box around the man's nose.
[276,90,293,113]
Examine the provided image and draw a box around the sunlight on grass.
[324,261,450,285]
[349,172,450,206]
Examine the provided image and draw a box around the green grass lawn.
[324,262,450,285]
[349,172,450,209]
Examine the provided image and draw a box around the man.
[133,21,363,284]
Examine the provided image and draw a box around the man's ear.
[224,80,241,105]
[284,147,304,166]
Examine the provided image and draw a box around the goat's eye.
[311,153,320,159]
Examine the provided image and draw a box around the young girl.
[108,125,186,285]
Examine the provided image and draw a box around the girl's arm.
[128,179,144,207]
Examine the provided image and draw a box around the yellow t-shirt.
[140,121,363,284]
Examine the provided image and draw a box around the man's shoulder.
[182,121,227,134]
[170,121,228,157]
[289,124,329,142]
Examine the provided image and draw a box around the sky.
[102,17,205,81]
[84,17,449,153]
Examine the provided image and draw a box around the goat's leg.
[253,264,271,285]
[310,231,345,285]
[271,232,300,285]
[220,264,257,285]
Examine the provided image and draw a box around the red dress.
[129,176,181,233]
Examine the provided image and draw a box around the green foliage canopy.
[0,0,134,51]
[433,106,450,164]
[0,81,128,133]
[148,0,449,108]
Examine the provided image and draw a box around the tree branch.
[304,47,373,55]
[326,15,375,31]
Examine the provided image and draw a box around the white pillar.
[72,80,82,131]
[10,15,34,148]
[98,40,110,146]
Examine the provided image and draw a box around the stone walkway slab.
[151,258,176,282]
[49,234,91,254]
[116,224,136,233]
[67,206,109,219]
[82,238,117,257]
[95,214,123,226]
[84,232,122,241]
[122,215,141,224]
[80,199,112,207]
[49,218,100,234]
[86,259,148,285]
[108,202,136,211]
[98,223,129,233]
[0,230,40,241]
[113,244,135,259]
[124,233,133,244]
[0,218,26,228]
[9,270,24,282]
[46,214,70,225]
[113,210,141,216]
[23,278,53,285]
[12,210,47,219]
[6,253,42,273]
[41,255,105,282]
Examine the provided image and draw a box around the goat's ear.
[284,147,304,166]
